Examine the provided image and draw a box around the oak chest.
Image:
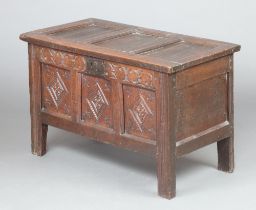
[20,18,240,199]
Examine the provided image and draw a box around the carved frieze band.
[106,63,155,89]
[38,47,156,89]
[38,47,86,71]
[82,61,157,89]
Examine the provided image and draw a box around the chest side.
[175,56,232,147]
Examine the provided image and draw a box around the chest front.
[35,46,160,151]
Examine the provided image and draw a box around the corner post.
[28,44,48,156]
[217,55,234,172]
[156,73,176,199]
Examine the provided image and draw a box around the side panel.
[175,56,230,141]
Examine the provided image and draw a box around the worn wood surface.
[29,44,48,156]
[217,56,234,172]
[156,73,176,199]
[20,18,240,199]
[20,18,240,73]
[176,59,229,141]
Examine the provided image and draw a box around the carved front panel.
[81,75,113,128]
[123,85,156,140]
[41,64,71,117]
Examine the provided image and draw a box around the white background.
[0,0,255,209]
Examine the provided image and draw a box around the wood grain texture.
[176,121,231,157]
[156,73,176,199]
[41,112,156,154]
[20,19,240,199]
[217,55,234,172]
[29,44,48,156]
[176,56,230,90]
[20,18,240,74]
[176,73,228,141]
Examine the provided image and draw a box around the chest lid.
[20,18,240,74]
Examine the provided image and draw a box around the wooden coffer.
[20,18,240,199]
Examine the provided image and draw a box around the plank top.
[20,18,240,73]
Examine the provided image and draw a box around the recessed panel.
[81,75,113,129]
[48,20,126,44]
[51,25,112,39]
[94,30,180,54]
[144,42,215,63]
[176,74,228,141]
[41,64,71,117]
[123,85,156,140]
